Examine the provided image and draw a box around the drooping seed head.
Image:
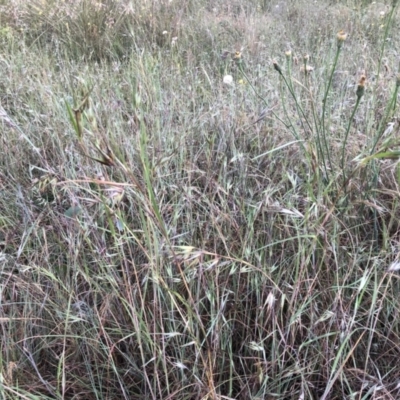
[396,74,400,88]
[273,60,282,75]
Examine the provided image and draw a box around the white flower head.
[223,75,234,86]
[387,261,400,272]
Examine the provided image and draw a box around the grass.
[1,0,400,398]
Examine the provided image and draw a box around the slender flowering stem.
[235,54,288,127]
[341,75,365,188]
[320,31,347,178]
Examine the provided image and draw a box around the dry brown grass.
[1,0,400,399]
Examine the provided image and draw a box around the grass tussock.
[2,0,400,399]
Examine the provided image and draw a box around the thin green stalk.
[320,31,347,176]
[302,57,329,180]
[370,74,400,154]
[341,77,365,188]
[364,2,398,202]
[271,60,314,156]
[273,60,314,136]
[374,2,398,92]
[235,55,288,128]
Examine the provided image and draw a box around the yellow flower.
[233,51,242,66]
[356,75,366,99]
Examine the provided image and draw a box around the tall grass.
[1,0,400,399]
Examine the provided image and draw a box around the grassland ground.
[1,0,400,399]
